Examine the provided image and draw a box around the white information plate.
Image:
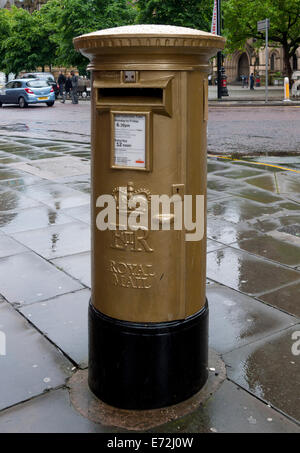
[114,114,146,169]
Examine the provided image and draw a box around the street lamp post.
[217,0,222,100]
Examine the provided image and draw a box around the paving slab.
[0,251,82,305]
[231,234,300,267]
[223,324,300,422]
[213,168,265,179]
[0,388,116,433]
[0,188,41,212]
[207,217,262,244]
[52,252,91,287]
[0,232,27,258]
[207,284,297,354]
[154,380,300,433]
[0,167,45,184]
[20,289,90,368]
[230,187,283,204]
[0,206,74,234]
[62,204,91,224]
[0,299,73,411]
[15,182,90,210]
[207,161,231,173]
[9,156,90,181]
[208,197,282,224]
[207,176,244,192]
[11,221,91,260]
[207,240,226,253]
[246,172,300,194]
[207,247,300,296]
[258,282,300,317]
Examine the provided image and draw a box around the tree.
[1,6,57,76]
[0,9,14,78]
[136,0,214,31]
[223,0,300,79]
[39,0,137,74]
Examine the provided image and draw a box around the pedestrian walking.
[61,74,72,103]
[57,71,66,99]
[241,75,246,88]
[249,73,255,90]
[70,70,79,104]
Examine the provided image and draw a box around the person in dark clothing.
[70,70,79,104]
[57,71,66,98]
[61,74,72,103]
[250,73,255,90]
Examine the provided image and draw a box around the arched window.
[270,54,275,71]
[293,54,298,70]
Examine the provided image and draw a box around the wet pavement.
[0,135,299,433]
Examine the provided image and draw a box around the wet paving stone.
[207,285,296,354]
[0,206,74,233]
[0,300,73,411]
[207,218,262,244]
[0,175,45,189]
[0,155,28,164]
[246,172,300,195]
[207,247,300,296]
[11,156,90,181]
[7,149,62,160]
[0,167,38,182]
[250,214,300,234]
[232,235,300,267]
[0,389,108,433]
[277,201,300,211]
[207,176,244,192]
[11,221,91,260]
[213,168,265,179]
[155,380,300,433]
[0,233,27,258]
[207,161,231,173]
[0,251,82,305]
[223,325,300,422]
[20,289,90,368]
[0,188,41,212]
[258,282,300,317]
[52,252,91,287]
[208,197,281,224]
[207,239,226,253]
[16,183,90,210]
[62,204,90,224]
[230,187,283,204]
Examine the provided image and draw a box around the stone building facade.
[220,40,300,84]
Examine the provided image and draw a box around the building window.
[270,54,275,71]
[293,54,298,70]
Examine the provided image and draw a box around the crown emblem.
[112,181,151,212]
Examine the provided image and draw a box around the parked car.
[0,79,55,108]
[20,72,59,98]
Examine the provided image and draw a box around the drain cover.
[278,224,300,237]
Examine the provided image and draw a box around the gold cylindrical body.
[74,25,225,323]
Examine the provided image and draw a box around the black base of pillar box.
[88,301,209,410]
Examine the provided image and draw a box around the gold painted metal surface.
[75,25,224,323]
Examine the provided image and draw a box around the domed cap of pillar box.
[73,24,225,70]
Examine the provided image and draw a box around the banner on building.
[211,0,217,35]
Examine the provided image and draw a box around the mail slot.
[74,25,225,410]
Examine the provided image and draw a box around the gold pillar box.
[74,25,225,410]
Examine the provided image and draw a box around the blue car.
[0,78,55,108]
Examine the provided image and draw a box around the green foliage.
[39,0,137,74]
[223,0,300,76]
[0,6,57,76]
[136,0,214,31]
